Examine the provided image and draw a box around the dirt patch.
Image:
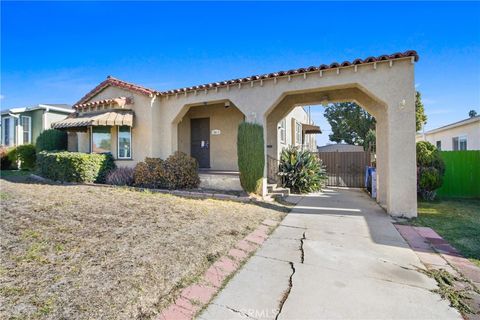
[0,178,286,319]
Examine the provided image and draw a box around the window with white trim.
[117,126,132,159]
[2,117,11,146]
[452,136,467,151]
[20,116,32,144]
[279,118,286,144]
[295,121,302,145]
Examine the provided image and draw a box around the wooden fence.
[317,151,372,187]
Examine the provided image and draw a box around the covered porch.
[175,101,245,171]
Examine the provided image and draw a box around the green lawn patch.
[409,199,480,267]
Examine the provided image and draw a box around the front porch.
[176,101,245,171]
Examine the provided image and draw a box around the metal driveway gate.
[317,151,371,187]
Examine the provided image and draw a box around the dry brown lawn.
[0,175,286,320]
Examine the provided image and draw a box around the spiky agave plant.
[278,146,327,193]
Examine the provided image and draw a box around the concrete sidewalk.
[199,188,460,320]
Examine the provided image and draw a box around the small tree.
[415,91,427,132]
[469,110,478,118]
[36,129,68,152]
[416,141,445,201]
[237,122,265,193]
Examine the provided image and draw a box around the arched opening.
[265,85,389,207]
[174,100,246,171]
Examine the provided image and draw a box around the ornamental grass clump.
[416,141,445,201]
[278,146,327,194]
[237,122,265,193]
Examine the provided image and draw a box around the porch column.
[385,96,417,218]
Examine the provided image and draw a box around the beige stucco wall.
[177,103,245,170]
[70,86,157,167]
[70,56,417,217]
[155,58,417,217]
[416,119,480,150]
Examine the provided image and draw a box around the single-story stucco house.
[52,50,420,217]
[1,104,73,146]
[416,115,480,151]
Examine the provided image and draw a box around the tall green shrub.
[36,151,115,183]
[416,141,445,200]
[36,129,68,152]
[278,146,327,193]
[237,122,265,193]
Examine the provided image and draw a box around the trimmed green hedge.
[36,151,115,183]
[237,122,264,193]
[36,129,68,152]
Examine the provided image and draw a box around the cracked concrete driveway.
[199,188,461,320]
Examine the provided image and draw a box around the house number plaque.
[211,129,221,135]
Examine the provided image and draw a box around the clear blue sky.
[1,1,479,146]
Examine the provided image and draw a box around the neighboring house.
[277,107,320,155]
[416,116,480,151]
[1,104,73,147]
[317,143,364,152]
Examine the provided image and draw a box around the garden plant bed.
[0,175,287,319]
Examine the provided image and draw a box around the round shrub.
[133,158,166,188]
[278,146,327,194]
[36,129,67,152]
[133,153,199,189]
[16,144,36,170]
[416,141,445,201]
[237,122,265,193]
[164,151,200,189]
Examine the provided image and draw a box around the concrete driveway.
[199,188,460,320]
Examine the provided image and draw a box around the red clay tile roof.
[75,50,418,104]
[160,50,418,95]
[75,76,161,105]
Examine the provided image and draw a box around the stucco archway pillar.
[384,96,417,218]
